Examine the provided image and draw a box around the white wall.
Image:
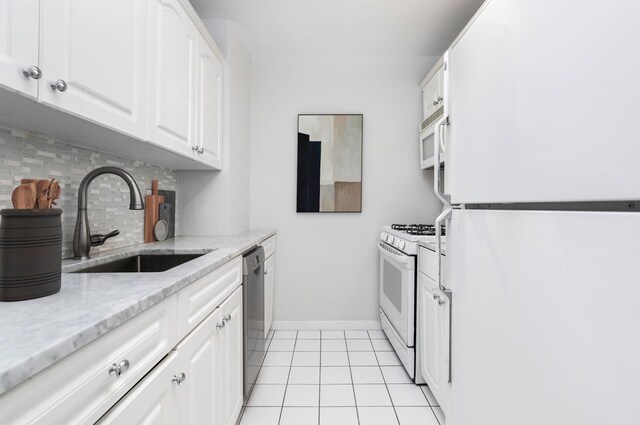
[250,56,443,325]
[178,21,251,235]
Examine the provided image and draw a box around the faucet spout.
[73,166,145,259]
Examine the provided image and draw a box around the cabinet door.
[97,352,180,425]
[264,254,275,335]
[218,286,244,425]
[422,77,439,119]
[147,0,197,158]
[175,307,221,424]
[0,0,39,98]
[39,0,148,139]
[418,273,441,389]
[195,33,223,169]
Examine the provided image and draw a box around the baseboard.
[271,320,382,331]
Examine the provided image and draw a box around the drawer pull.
[172,372,186,385]
[22,65,42,80]
[108,359,130,377]
[50,79,68,92]
[223,314,232,323]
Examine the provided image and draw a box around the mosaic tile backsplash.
[0,127,178,259]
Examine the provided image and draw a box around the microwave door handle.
[377,242,410,266]
[435,207,452,291]
[433,116,450,205]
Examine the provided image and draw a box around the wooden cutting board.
[144,180,164,243]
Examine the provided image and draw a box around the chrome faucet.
[73,166,145,259]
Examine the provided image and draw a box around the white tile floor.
[240,330,444,425]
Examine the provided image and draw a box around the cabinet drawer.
[260,235,276,259]
[0,295,178,425]
[97,351,180,424]
[178,257,242,338]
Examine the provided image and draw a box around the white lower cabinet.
[418,270,450,415]
[175,307,221,424]
[0,294,178,425]
[260,235,276,336]
[100,286,243,425]
[0,257,245,425]
[97,352,181,425]
[264,254,275,335]
[217,286,244,425]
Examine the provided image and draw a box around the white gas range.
[378,224,445,383]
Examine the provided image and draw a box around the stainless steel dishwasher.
[243,246,265,402]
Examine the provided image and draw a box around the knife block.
[0,209,63,301]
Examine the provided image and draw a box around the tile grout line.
[318,332,322,425]
[278,331,298,425]
[345,331,361,425]
[370,330,401,425]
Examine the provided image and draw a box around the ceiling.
[189,0,486,57]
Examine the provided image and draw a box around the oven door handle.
[378,242,411,266]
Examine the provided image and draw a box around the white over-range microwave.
[419,53,449,169]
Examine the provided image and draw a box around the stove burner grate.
[391,223,445,236]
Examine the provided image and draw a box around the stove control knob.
[388,235,395,244]
[380,232,385,241]
[398,240,405,250]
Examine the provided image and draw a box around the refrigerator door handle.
[435,207,452,291]
[433,116,451,205]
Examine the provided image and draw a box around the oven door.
[378,241,416,347]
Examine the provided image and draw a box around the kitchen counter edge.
[0,230,275,396]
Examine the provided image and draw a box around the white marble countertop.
[0,230,275,396]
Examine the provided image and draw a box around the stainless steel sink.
[70,253,207,273]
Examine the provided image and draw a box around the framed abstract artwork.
[297,114,363,213]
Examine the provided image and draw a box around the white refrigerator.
[436,1,640,424]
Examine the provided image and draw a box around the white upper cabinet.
[0,0,39,99]
[194,32,223,169]
[419,58,445,131]
[39,0,148,139]
[0,0,224,170]
[147,0,197,158]
[446,0,640,204]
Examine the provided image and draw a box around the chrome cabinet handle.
[223,314,231,322]
[197,147,204,154]
[433,100,438,106]
[216,321,226,329]
[22,66,42,80]
[264,270,268,275]
[437,96,443,103]
[50,79,67,92]
[172,372,186,385]
[192,145,199,152]
[432,293,440,300]
[108,359,130,377]
[438,298,445,306]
